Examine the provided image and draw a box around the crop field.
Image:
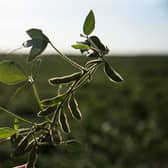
[0,54,168,168]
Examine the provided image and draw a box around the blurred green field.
[0,54,168,168]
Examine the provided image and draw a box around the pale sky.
[0,0,168,54]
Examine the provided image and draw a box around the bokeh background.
[0,0,168,168]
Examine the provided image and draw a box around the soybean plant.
[0,10,123,167]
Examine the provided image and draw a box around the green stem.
[29,76,43,110]
[49,42,86,71]
[0,106,33,125]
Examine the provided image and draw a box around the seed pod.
[59,109,70,133]
[68,95,82,120]
[24,140,34,153]
[49,72,82,85]
[104,62,123,83]
[37,106,56,117]
[40,94,66,107]
[88,36,107,53]
[12,135,29,156]
[27,145,38,168]
[85,59,103,67]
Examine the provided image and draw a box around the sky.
[0,0,168,55]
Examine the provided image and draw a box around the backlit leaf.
[0,60,27,85]
[104,62,123,83]
[83,10,95,35]
[72,43,89,50]
[25,28,49,62]
[0,127,18,139]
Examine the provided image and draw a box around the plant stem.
[0,106,33,125]
[49,42,86,71]
[28,76,43,110]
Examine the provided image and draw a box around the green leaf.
[49,72,82,85]
[68,95,82,120]
[83,10,95,35]
[72,43,89,50]
[41,94,66,107]
[28,41,48,62]
[26,28,49,62]
[0,127,18,139]
[104,62,123,83]
[59,110,70,134]
[14,118,19,130]
[27,29,48,40]
[0,60,27,85]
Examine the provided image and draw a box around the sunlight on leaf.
[0,127,18,139]
[0,60,27,85]
[83,10,95,35]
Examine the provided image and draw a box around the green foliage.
[0,127,18,139]
[24,28,49,62]
[0,60,27,85]
[83,10,95,35]
[0,9,123,167]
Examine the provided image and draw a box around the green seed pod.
[59,110,70,133]
[27,145,38,168]
[49,72,82,85]
[68,95,82,120]
[85,59,103,67]
[40,94,66,107]
[104,62,123,83]
[24,140,34,153]
[37,106,56,117]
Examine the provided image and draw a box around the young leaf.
[83,10,95,35]
[40,94,66,107]
[104,62,123,83]
[0,60,27,85]
[14,118,19,130]
[68,95,82,120]
[0,127,18,139]
[72,43,89,50]
[59,110,70,133]
[49,72,82,85]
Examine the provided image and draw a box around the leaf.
[28,40,48,62]
[59,110,70,134]
[26,29,48,40]
[49,72,82,85]
[14,118,19,130]
[0,127,18,139]
[41,94,66,107]
[72,43,89,50]
[25,28,49,62]
[27,145,38,168]
[0,60,27,85]
[68,95,82,120]
[104,62,123,83]
[37,106,56,117]
[83,10,95,35]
